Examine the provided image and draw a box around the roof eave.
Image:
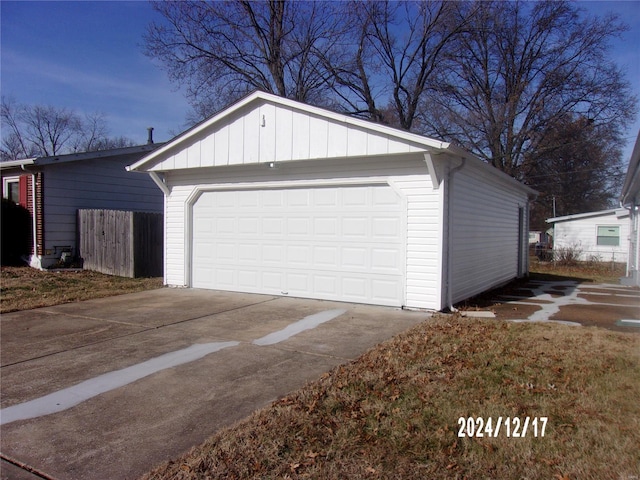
[0,158,36,171]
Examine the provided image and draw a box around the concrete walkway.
[470,279,640,332]
[0,289,427,480]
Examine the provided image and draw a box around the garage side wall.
[163,155,444,310]
[449,162,530,304]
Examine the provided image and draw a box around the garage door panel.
[341,247,367,269]
[238,217,259,235]
[238,243,259,263]
[314,217,338,237]
[313,189,338,207]
[342,217,369,238]
[262,190,284,207]
[262,244,284,264]
[287,217,311,236]
[262,271,284,290]
[215,242,236,263]
[192,185,405,306]
[314,246,338,268]
[287,245,311,266]
[373,217,403,239]
[238,270,258,288]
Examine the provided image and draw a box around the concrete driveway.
[0,289,428,480]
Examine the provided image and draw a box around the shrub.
[553,244,583,266]
[1,198,31,266]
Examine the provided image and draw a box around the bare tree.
[419,0,637,179]
[1,97,135,161]
[21,104,82,157]
[322,1,467,130]
[145,0,344,119]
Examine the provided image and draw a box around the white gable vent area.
[190,184,406,307]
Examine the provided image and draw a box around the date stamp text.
[457,416,547,438]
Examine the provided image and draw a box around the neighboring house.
[0,144,164,269]
[128,91,536,311]
[546,209,630,263]
[620,130,640,286]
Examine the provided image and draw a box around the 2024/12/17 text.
[457,417,548,438]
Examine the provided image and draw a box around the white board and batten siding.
[549,209,630,263]
[449,162,531,304]
[147,103,427,172]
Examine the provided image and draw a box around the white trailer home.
[128,91,536,311]
[547,209,630,264]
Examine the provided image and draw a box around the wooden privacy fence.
[78,209,163,278]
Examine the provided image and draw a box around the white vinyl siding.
[163,155,444,309]
[449,163,530,304]
[552,211,629,263]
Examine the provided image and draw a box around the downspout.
[443,158,466,312]
[147,171,169,286]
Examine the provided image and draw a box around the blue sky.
[1,0,640,159]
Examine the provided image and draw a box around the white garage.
[129,91,536,311]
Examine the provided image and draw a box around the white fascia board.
[0,158,36,170]
[546,208,626,224]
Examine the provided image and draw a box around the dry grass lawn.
[0,266,162,313]
[141,317,639,480]
[530,258,627,284]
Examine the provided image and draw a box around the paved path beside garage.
[466,279,640,333]
[0,289,428,480]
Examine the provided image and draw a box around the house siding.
[149,102,424,172]
[41,157,162,267]
[449,162,530,304]
[552,211,630,263]
[163,154,444,309]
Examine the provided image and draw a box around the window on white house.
[596,226,620,246]
[2,178,20,204]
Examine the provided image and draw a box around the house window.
[2,178,20,204]
[596,226,620,246]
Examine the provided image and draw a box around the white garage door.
[191,184,405,306]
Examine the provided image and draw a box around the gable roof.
[128,91,456,171]
[546,208,629,224]
[127,91,536,197]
